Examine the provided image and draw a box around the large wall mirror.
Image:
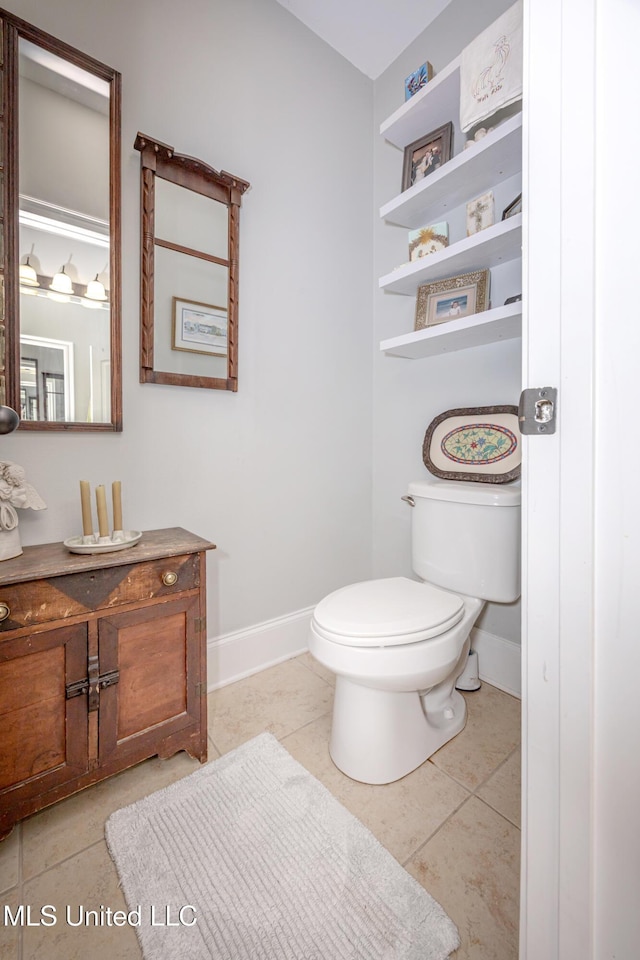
[134,133,249,391]
[0,8,121,430]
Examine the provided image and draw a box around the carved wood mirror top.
[0,7,122,431]
[134,133,249,391]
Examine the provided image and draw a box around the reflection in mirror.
[134,133,249,391]
[0,9,122,430]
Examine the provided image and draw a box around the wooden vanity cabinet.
[0,528,214,840]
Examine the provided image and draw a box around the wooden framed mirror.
[0,8,122,431]
[134,133,249,391]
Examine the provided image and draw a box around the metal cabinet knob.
[161,571,178,586]
[0,602,10,621]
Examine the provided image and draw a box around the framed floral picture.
[408,222,449,261]
[414,269,490,330]
[172,297,228,357]
[402,122,453,191]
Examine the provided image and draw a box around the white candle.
[79,480,93,536]
[95,485,109,538]
[112,481,123,531]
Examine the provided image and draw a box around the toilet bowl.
[309,476,521,785]
[309,577,484,784]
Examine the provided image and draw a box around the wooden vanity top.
[0,527,215,586]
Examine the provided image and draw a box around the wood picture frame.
[414,269,490,330]
[501,193,522,220]
[134,132,249,392]
[402,122,453,192]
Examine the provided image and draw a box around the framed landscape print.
[172,297,228,357]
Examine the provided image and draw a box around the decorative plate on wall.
[423,405,521,483]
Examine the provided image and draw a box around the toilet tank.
[407,477,521,602]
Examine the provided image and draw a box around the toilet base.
[329,676,467,784]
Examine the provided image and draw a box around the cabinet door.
[0,624,88,819]
[97,595,202,766]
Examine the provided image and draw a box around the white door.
[521,0,640,956]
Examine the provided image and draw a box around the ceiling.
[273,0,454,79]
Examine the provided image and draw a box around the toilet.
[309,475,521,784]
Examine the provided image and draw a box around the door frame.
[520,0,597,955]
[521,0,639,955]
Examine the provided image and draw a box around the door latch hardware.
[97,669,120,690]
[518,387,557,435]
[65,678,90,700]
[66,667,120,705]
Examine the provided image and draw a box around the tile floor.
[0,652,521,959]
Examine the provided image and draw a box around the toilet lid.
[312,577,464,647]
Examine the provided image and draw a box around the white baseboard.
[207,606,314,691]
[471,626,522,698]
[206,610,521,699]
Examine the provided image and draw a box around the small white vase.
[0,526,22,561]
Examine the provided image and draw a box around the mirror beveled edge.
[0,6,122,431]
[134,132,250,392]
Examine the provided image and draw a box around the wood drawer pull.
[162,571,178,586]
[0,602,10,621]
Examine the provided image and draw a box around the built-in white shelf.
[380,301,522,359]
[378,28,523,359]
[380,56,461,149]
[379,213,522,297]
[380,113,522,230]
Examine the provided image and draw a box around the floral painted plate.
[422,405,520,483]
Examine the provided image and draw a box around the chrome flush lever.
[401,496,415,507]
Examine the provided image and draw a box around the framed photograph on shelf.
[402,122,453,191]
[404,61,433,100]
[466,191,494,235]
[172,297,228,357]
[414,269,490,331]
[408,222,449,261]
[501,193,522,220]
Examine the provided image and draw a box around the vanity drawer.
[0,553,199,632]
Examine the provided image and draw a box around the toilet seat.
[312,577,464,648]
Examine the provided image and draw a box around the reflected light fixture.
[50,265,74,295]
[19,255,39,287]
[85,273,107,301]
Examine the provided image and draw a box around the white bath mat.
[105,732,459,959]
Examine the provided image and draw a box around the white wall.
[20,75,109,220]
[372,0,522,644]
[2,0,374,654]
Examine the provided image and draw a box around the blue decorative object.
[404,61,433,100]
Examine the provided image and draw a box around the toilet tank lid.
[408,477,521,506]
